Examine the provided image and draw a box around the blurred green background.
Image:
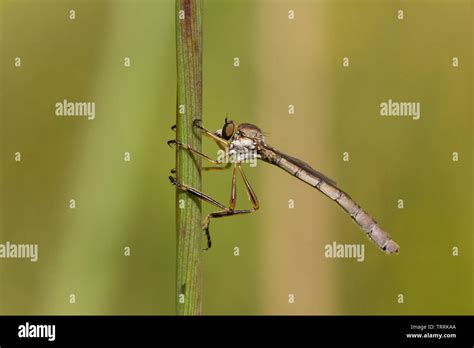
[0,0,471,315]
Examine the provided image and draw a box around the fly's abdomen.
[260,145,400,254]
[336,192,400,254]
[314,177,400,254]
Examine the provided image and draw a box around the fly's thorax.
[226,135,260,166]
[236,123,265,142]
[230,135,256,151]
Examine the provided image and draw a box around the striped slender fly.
[169,118,400,254]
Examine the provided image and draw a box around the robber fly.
[168,118,400,254]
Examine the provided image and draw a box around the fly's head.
[214,117,264,141]
[212,117,235,140]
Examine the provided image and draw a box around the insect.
[169,118,400,254]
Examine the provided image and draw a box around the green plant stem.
[175,0,203,315]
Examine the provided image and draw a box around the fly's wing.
[272,148,337,186]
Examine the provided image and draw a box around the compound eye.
[222,122,235,140]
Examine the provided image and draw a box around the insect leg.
[168,139,222,164]
[229,165,237,210]
[170,175,232,250]
[203,163,232,171]
[202,209,256,250]
[201,165,259,250]
[238,164,260,210]
[170,164,258,250]
[169,176,227,210]
[193,119,229,147]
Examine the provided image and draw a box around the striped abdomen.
[259,145,400,254]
